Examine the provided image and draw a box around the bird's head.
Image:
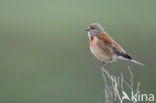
[86,23,104,36]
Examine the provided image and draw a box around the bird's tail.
[130,59,144,66]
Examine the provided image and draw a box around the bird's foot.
[101,61,107,70]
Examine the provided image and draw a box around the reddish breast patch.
[90,36,94,48]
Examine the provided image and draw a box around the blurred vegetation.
[0,0,156,103]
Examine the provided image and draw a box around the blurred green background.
[0,0,156,103]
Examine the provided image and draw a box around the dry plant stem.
[101,67,113,103]
[101,65,140,103]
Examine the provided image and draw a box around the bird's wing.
[112,49,132,60]
[96,32,125,53]
[96,32,133,60]
[96,32,144,66]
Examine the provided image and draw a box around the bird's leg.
[102,61,106,70]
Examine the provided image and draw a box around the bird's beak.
[85,28,90,32]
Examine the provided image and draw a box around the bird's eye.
[91,27,94,29]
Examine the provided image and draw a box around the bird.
[86,23,144,68]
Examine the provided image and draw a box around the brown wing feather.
[96,32,124,53]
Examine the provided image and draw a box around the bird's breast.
[89,36,116,62]
[89,36,94,49]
